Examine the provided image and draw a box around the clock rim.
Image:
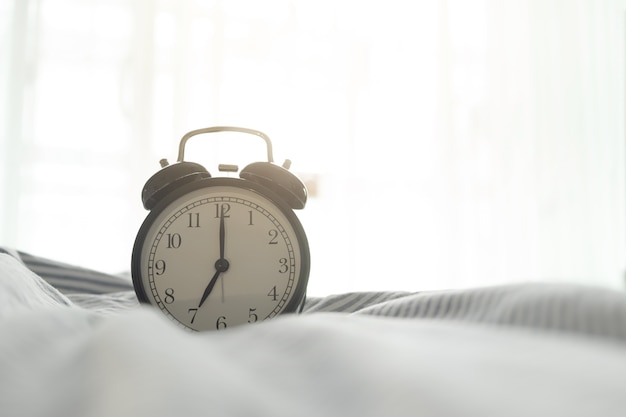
[131,176,311,326]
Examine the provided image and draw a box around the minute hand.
[219,210,225,259]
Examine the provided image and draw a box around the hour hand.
[198,269,221,308]
[198,257,230,307]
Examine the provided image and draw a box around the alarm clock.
[131,126,310,331]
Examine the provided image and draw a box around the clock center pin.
[215,258,230,272]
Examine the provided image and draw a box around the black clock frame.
[131,176,310,324]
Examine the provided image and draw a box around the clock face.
[132,178,309,331]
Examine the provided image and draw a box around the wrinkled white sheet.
[2,253,626,417]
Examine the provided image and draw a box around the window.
[1,0,625,295]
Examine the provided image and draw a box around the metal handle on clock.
[175,125,307,210]
[177,126,274,163]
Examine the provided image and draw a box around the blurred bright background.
[1,0,625,296]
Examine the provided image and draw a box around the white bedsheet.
[1,253,626,417]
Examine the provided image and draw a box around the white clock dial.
[136,183,307,331]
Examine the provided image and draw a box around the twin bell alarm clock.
[131,126,310,331]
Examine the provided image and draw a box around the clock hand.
[219,213,226,303]
[198,269,221,308]
[219,211,225,259]
[198,213,229,308]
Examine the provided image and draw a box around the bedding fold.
[2,250,626,416]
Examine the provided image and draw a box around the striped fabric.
[3,247,626,344]
[303,291,412,313]
[2,248,133,295]
[304,285,626,344]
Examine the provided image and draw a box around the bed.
[1,248,626,416]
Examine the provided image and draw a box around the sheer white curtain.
[1,0,624,295]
